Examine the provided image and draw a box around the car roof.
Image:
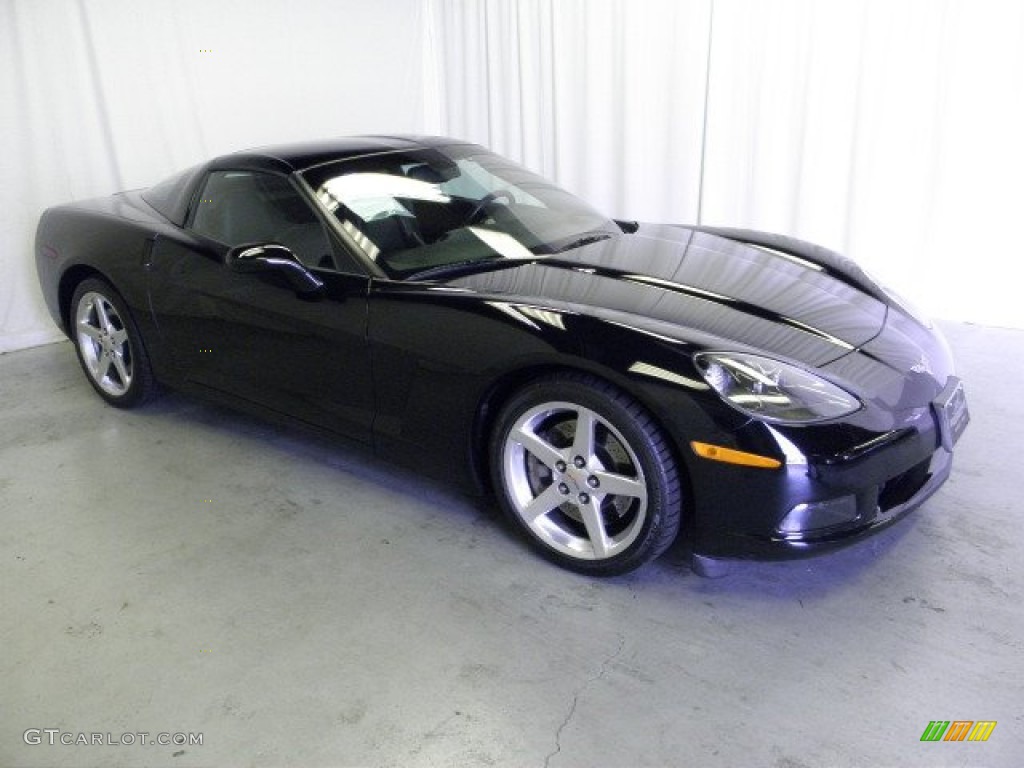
[142,134,479,227]
[210,134,472,174]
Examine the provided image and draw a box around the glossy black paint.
[35,135,964,564]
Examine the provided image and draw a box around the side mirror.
[225,243,325,296]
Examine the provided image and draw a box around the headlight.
[694,352,861,424]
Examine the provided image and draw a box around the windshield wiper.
[554,232,615,254]
[405,255,529,282]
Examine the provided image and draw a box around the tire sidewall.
[489,376,679,576]
[70,278,151,408]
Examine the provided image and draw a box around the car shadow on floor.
[82,361,927,608]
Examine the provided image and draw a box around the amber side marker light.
[690,441,782,469]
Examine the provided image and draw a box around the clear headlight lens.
[694,352,861,424]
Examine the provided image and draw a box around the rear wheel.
[490,374,681,575]
[71,278,157,408]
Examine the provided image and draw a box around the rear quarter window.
[141,163,205,226]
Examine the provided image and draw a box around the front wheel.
[490,374,682,576]
[71,277,157,408]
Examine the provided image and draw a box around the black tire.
[70,277,158,408]
[489,373,682,576]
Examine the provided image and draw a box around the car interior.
[190,171,336,269]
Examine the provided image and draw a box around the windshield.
[301,144,619,279]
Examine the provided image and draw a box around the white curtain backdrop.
[4,1,1024,354]
[423,0,713,222]
[0,0,426,353]
[424,0,1024,329]
[701,0,1024,329]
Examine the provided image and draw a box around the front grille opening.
[878,457,932,511]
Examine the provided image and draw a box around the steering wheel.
[465,190,514,224]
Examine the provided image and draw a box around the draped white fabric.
[423,0,713,222]
[1,0,426,353]
[425,0,1024,328]
[4,1,1024,354]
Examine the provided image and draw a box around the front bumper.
[688,397,959,561]
[770,445,951,550]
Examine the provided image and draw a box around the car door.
[146,169,375,442]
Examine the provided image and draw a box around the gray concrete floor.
[1,321,1021,768]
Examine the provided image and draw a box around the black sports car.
[35,135,969,576]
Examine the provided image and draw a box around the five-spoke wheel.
[71,278,156,407]
[491,374,681,575]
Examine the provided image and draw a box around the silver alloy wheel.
[502,401,648,560]
[75,291,133,397]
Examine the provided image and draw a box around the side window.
[190,171,336,269]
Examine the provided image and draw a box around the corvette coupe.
[35,135,969,576]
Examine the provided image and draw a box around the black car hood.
[449,224,890,368]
